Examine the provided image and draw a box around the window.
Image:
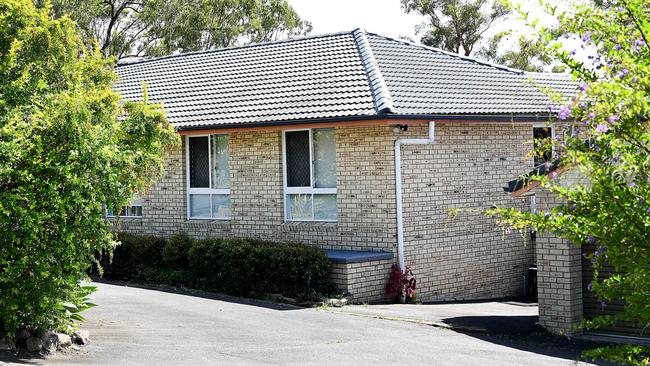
[186,134,231,219]
[283,128,337,221]
[107,196,143,218]
[533,124,555,166]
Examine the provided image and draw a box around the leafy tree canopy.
[36,0,312,59]
[489,0,649,364]
[475,30,561,72]
[401,0,509,56]
[0,0,178,335]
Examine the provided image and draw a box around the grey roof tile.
[115,29,578,129]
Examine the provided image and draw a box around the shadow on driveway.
[443,315,615,366]
[92,278,303,312]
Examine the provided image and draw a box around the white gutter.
[395,122,436,271]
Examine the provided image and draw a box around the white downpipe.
[395,122,435,271]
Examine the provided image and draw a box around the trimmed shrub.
[101,233,166,281]
[162,233,193,269]
[98,233,333,300]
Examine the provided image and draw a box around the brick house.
[112,29,576,303]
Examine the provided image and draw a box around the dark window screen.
[189,137,210,188]
[533,127,553,166]
[285,131,311,187]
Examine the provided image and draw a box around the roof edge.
[116,29,357,67]
[352,29,397,114]
[175,113,554,131]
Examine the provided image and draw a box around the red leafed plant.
[386,264,416,302]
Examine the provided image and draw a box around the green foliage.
[401,0,509,56]
[488,0,650,363]
[162,233,193,269]
[99,233,167,280]
[99,233,333,300]
[40,0,312,59]
[476,31,557,72]
[0,0,178,335]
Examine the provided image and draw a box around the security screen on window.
[187,134,231,219]
[284,128,336,221]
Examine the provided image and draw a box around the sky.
[287,0,425,42]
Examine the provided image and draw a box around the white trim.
[185,134,232,220]
[282,128,337,222]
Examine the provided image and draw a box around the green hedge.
[96,233,333,299]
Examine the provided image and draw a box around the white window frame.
[532,123,556,167]
[185,134,231,220]
[106,196,143,218]
[282,128,337,222]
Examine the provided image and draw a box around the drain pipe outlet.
[395,121,435,271]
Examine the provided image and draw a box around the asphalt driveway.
[1,282,598,366]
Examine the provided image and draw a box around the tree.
[488,0,649,364]
[401,0,509,56]
[0,0,178,336]
[37,0,311,59]
[475,31,561,72]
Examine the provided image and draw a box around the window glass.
[313,194,337,221]
[211,194,231,219]
[287,194,313,220]
[285,130,311,187]
[189,194,211,218]
[211,135,230,189]
[107,196,142,217]
[189,136,210,188]
[533,127,553,166]
[313,128,336,188]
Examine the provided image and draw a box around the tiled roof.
[115,29,578,130]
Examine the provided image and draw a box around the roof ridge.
[117,29,358,67]
[364,31,525,75]
[352,29,397,114]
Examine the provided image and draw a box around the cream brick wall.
[112,121,537,302]
[399,123,534,301]
[329,259,394,303]
[535,189,583,336]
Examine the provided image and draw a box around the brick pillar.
[535,190,583,336]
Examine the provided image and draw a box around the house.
[112,29,577,304]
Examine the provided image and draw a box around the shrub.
[188,238,333,298]
[162,233,193,269]
[97,233,334,300]
[0,2,178,335]
[101,233,166,281]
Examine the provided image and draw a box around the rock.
[72,330,89,345]
[329,298,348,307]
[56,333,72,348]
[16,328,32,343]
[0,336,15,351]
[25,337,43,353]
[40,331,72,353]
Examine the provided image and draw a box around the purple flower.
[589,112,596,119]
[614,43,621,50]
[611,36,618,42]
[579,83,588,92]
[582,31,592,43]
[647,207,650,213]
[588,236,596,244]
[616,69,629,79]
[600,301,607,311]
[570,49,577,56]
[579,102,588,109]
[608,115,619,124]
[595,124,610,133]
[587,282,593,292]
[630,182,637,187]
[554,135,561,141]
[558,106,570,120]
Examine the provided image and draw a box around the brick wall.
[112,121,536,302]
[398,123,534,301]
[328,259,394,303]
[535,188,584,336]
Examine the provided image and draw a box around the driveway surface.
[1,282,598,366]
